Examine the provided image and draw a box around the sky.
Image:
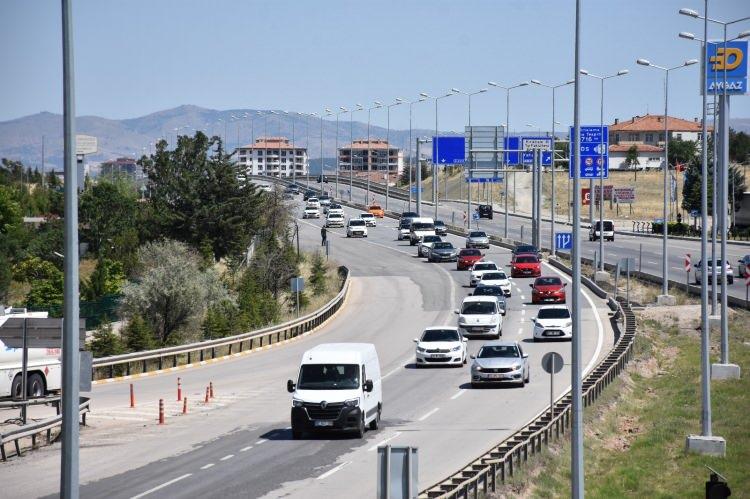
[1,0,749,134]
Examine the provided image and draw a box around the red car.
[457,248,483,270]
[511,253,541,278]
[530,276,566,304]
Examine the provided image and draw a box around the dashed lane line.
[220,454,234,461]
[130,473,193,499]
[200,463,214,470]
[316,461,352,480]
[450,390,466,400]
[240,445,253,452]
[368,431,403,451]
[418,407,440,421]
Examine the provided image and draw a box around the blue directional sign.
[555,232,573,251]
[472,212,480,220]
[432,136,465,166]
[569,126,608,179]
[705,40,749,95]
[410,186,424,193]
[504,137,553,166]
[466,177,503,183]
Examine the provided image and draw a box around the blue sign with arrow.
[555,232,573,251]
[432,136,465,166]
[504,137,553,166]
[569,126,608,179]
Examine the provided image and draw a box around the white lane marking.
[86,414,149,422]
[240,445,253,452]
[220,454,234,461]
[200,463,214,470]
[521,309,526,316]
[130,474,192,499]
[647,260,658,265]
[517,327,523,336]
[450,390,466,400]
[368,431,403,451]
[520,295,526,300]
[418,407,440,421]
[317,461,352,480]
[382,365,402,380]
[255,439,267,445]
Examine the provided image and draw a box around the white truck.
[0,308,61,399]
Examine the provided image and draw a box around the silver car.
[470,341,529,388]
[466,231,490,249]
[694,259,734,285]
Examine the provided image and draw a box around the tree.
[82,258,126,301]
[625,145,640,170]
[122,315,156,352]
[13,256,64,310]
[0,185,22,233]
[89,322,124,357]
[236,267,279,328]
[729,128,750,164]
[668,137,698,168]
[120,240,230,345]
[80,177,140,258]
[308,251,328,295]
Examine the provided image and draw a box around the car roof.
[473,260,497,266]
[479,340,520,347]
[539,305,569,310]
[423,326,459,332]
[462,295,498,303]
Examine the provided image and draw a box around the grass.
[489,307,750,498]
[277,253,343,322]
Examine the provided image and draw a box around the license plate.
[431,354,448,358]
[488,374,507,379]
[314,420,333,427]
[547,331,562,336]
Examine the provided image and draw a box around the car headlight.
[344,398,359,407]
[292,398,304,408]
[565,320,572,327]
[451,345,462,351]
[473,365,483,372]
[458,317,466,325]
[416,346,426,353]
[511,363,521,370]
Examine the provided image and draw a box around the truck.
[0,308,62,400]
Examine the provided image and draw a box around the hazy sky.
[1,0,748,133]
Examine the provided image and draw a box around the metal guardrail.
[92,266,350,380]
[0,396,90,461]
[419,274,636,498]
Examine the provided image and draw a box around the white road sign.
[76,135,98,155]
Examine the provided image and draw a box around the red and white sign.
[746,273,750,287]
[582,188,591,206]
[684,254,691,272]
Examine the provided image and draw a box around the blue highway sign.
[432,136,465,165]
[466,177,503,183]
[504,137,553,167]
[569,126,608,179]
[705,40,748,95]
[555,232,573,251]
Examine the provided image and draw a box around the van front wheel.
[355,414,366,438]
[369,405,381,431]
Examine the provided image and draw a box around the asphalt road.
[0,195,613,499]
[330,180,749,304]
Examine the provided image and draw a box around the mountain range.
[1,105,748,173]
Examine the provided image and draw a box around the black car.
[476,204,493,219]
[400,211,419,219]
[513,244,540,258]
[317,175,329,183]
[434,220,448,236]
[303,190,317,201]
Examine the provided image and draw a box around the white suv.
[346,218,368,238]
[455,296,503,338]
[532,305,572,341]
[360,213,377,227]
[326,213,345,228]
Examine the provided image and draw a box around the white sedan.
[476,270,511,296]
[532,306,573,341]
[469,261,499,287]
[303,206,320,219]
[359,213,377,227]
[413,327,467,367]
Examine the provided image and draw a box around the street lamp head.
[679,31,696,40]
[679,8,699,18]
[324,108,332,113]
[419,92,430,98]
[566,79,575,85]
[488,81,498,87]
[737,30,750,39]
[684,59,699,66]
[340,106,347,111]
[636,58,651,66]
[450,88,460,93]
[617,69,629,76]
[579,69,589,75]
[395,97,404,103]
[518,81,529,87]
[418,97,426,102]
[479,88,488,93]
[530,79,542,85]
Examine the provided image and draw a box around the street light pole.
[336,107,348,200]
[386,99,404,211]
[408,94,429,212]
[366,101,383,206]
[580,69,629,272]
[350,104,363,202]
[461,89,488,230]
[433,89,459,220]
[531,79,574,257]
[321,109,331,195]
[636,57,698,300]
[306,112,315,189]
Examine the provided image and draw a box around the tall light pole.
[321,108,332,195]
[334,107,348,200]
[408,94,429,212]
[350,104,364,202]
[526,123,543,247]
[457,89,488,229]
[488,81,529,237]
[579,68,629,271]
[531,78,574,256]
[385,98,404,211]
[366,101,383,205]
[432,89,459,220]
[306,112,315,188]
[636,58,698,302]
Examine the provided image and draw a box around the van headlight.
[451,345,462,351]
[511,363,521,371]
[344,398,360,408]
[292,399,304,408]
[565,320,572,328]
[416,346,426,353]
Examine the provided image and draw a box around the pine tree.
[90,322,124,357]
[123,315,155,352]
[309,251,328,295]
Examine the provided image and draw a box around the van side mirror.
[364,379,374,392]
[522,353,529,358]
[470,355,476,359]
[287,379,296,393]
[564,283,568,287]
[413,338,419,343]
[454,309,459,314]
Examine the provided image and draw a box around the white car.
[455,295,503,338]
[359,213,377,227]
[346,218,368,238]
[532,305,573,341]
[694,259,734,285]
[398,217,414,240]
[476,270,511,296]
[413,327,467,367]
[319,196,332,207]
[469,261,499,287]
[258,184,272,193]
[326,213,345,228]
[327,204,344,217]
[303,206,320,219]
[307,197,320,209]
[409,218,436,246]
[418,235,442,257]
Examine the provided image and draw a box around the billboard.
[705,40,749,95]
[432,136,465,165]
[614,187,635,204]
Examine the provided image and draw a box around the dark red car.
[530,276,566,304]
[457,248,483,270]
[511,253,541,278]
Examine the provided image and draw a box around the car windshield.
[515,245,537,254]
[516,256,538,263]
[474,286,503,296]
[473,263,497,271]
[423,235,441,243]
[461,301,496,314]
[460,249,481,256]
[412,223,434,231]
[422,329,460,342]
[535,277,562,286]
[369,206,382,210]
[297,364,360,390]
[308,198,318,202]
[481,272,505,280]
[399,219,413,229]
[477,345,520,359]
[469,231,487,238]
[330,204,341,209]
[435,221,445,227]
[360,213,373,218]
[349,220,365,226]
[401,212,418,218]
[433,242,453,249]
[306,206,317,211]
[537,308,571,319]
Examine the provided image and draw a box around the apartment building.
[235,137,308,179]
[338,139,404,177]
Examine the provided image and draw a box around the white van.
[589,219,615,241]
[287,343,382,439]
[455,295,503,338]
[409,217,436,246]
[0,308,61,399]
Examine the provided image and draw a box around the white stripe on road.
[517,327,523,336]
[240,445,253,452]
[200,463,214,470]
[130,474,192,499]
[368,431,403,451]
[255,439,267,445]
[317,461,352,480]
[450,390,466,400]
[418,408,440,421]
[220,454,234,461]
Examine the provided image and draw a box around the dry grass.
[277,254,343,322]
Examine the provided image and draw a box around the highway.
[0,195,613,498]
[324,178,750,305]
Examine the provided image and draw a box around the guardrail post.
[0,443,6,461]
[158,356,163,370]
[228,343,233,355]
[126,362,130,376]
[158,398,164,425]
[211,347,216,359]
[142,359,147,373]
[109,365,114,379]
[187,351,191,364]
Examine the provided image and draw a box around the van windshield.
[461,302,496,315]
[412,223,434,231]
[297,364,360,390]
